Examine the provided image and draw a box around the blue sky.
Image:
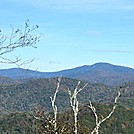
[0,0,134,71]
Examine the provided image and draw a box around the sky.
[0,0,134,72]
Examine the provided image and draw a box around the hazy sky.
[0,0,134,71]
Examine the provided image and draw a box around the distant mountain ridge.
[0,62,134,86]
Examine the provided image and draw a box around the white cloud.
[89,50,134,53]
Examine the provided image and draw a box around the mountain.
[75,63,134,86]
[0,62,134,86]
[0,65,91,79]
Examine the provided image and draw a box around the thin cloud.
[89,50,134,53]
[48,60,61,64]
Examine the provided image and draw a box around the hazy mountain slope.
[0,65,91,79]
[0,68,44,79]
[75,63,134,86]
[0,62,134,85]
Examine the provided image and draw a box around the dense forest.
[0,104,134,133]
[0,77,134,133]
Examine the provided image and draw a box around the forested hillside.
[0,76,134,133]
[0,104,134,134]
[0,77,134,114]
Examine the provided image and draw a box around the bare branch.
[89,91,121,134]
[0,56,34,69]
[68,81,88,134]
[0,20,41,65]
[50,77,62,134]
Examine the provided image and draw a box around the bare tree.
[50,77,62,134]
[68,81,88,134]
[0,20,41,67]
[88,91,121,134]
[32,79,122,134]
[33,77,62,134]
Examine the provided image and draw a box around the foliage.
[0,104,134,134]
[0,77,134,116]
[0,112,33,134]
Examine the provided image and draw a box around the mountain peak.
[91,62,113,67]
